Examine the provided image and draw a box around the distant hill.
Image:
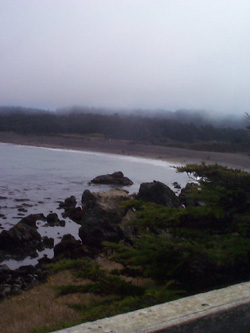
[0,105,249,153]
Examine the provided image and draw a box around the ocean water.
[0,143,192,268]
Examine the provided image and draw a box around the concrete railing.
[54,281,250,333]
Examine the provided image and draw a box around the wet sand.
[0,132,249,171]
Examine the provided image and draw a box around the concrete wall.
[53,281,250,333]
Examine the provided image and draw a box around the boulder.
[79,189,133,248]
[79,207,124,248]
[59,195,84,223]
[20,214,46,228]
[58,196,77,209]
[54,234,87,259]
[93,189,130,213]
[81,188,130,224]
[0,215,43,256]
[172,182,181,189]
[62,207,84,224]
[37,254,52,266]
[91,171,133,186]
[81,189,97,209]
[46,213,65,227]
[42,236,54,248]
[137,181,180,207]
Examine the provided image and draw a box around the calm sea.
[0,143,191,268]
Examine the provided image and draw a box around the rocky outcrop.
[46,213,65,227]
[81,190,97,209]
[137,181,180,207]
[54,234,87,259]
[91,171,133,186]
[172,182,181,189]
[59,195,84,224]
[79,207,125,248]
[179,183,199,207]
[82,188,130,216]
[58,195,77,209]
[79,189,131,248]
[0,214,45,257]
[82,188,131,223]
[21,213,46,225]
[42,236,54,248]
[62,207,84,224]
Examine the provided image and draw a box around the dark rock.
[79,189,131,248]
[62,207,84,224]
[0,265,11,284]
[58,195,77,209]
[0,216,43,256]
[0,264,48,299]
[38,254,52,266]
[47,213,65,227]
[179,183,200,207]
[14,199,30,202]
[81,189,97,209]
[137,181,180,207]
[43,236,54,248]
[58,195,84,224]
[21,203,33,207]
[79,207,124,248]
[20,213,46,228]
[16,265,36,275]
[54,234,87,259]
[91,171,133,186]
[18,207,28,212]
[172,182,181,189]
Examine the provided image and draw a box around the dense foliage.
[107,164,250,292]
[0,109,249,152]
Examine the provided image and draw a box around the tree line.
[0,109,249,152]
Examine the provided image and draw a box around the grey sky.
[0,0,249,114]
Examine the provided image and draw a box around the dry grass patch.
[0,270,99,333]
[0,258,159,332]
[95,256,123,271]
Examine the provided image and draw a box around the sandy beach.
[0,131,249,171]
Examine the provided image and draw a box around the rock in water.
[42,236,54,248]
[46,213,65,226]
[137,181,180,207]
[91,171,133,186]
[0,215,44,256]
[58,196,77,209]
[58,195,84,224]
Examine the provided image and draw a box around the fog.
[0,1,250,115]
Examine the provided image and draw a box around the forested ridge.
[0,107,249,152]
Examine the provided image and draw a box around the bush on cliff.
[106,164,250,293]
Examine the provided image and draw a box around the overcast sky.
[0,0,249,114]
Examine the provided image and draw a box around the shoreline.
[0,131,250,171]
